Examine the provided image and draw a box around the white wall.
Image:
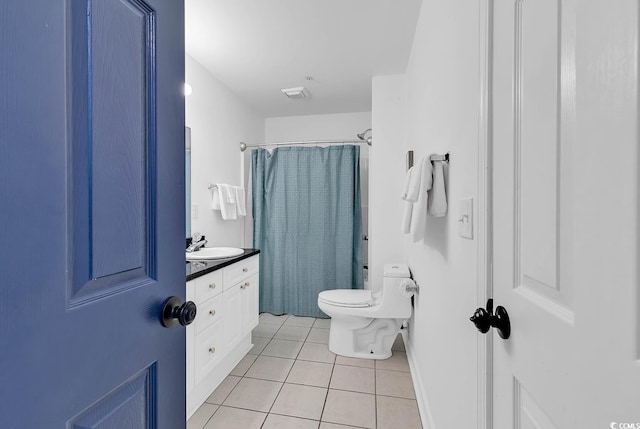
[186,54,264,247]
[265,112,372,143]
[369,75,407,289]
[370,1,482,427]
[405,0,480,427]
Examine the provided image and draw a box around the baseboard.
[403,329,437,429]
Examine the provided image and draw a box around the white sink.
[186,247,244,260]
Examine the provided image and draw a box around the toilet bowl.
[318,264,415,359]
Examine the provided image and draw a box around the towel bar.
[430,153,449,163]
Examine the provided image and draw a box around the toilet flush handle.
[400,279,418,298]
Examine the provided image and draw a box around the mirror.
[185,126,191,238]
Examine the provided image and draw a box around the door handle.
[470,299,511,339]
[161,296,197,328]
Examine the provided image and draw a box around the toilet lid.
[319,289,372,308]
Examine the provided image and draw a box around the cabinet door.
[242,273,259,334]
[223,284,243,348]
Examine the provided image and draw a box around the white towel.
[410,156,434,242]
[211,187,221,210]
[401,200,413,234]
[401,166,420,202]
[215,184,237,220]
[220,184,235,204]
[428,161,447,217]
[235,186,247,216]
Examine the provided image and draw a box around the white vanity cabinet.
[186,254,259,418]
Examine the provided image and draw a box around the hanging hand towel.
[218,184,237,220]
[235,186,247,216]
[410,156,434,242]
[428,161,448,217]
[401,166,420,202]
[401,200,413,234]
[211,186,221,210]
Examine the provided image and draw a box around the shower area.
[241,128,371,318]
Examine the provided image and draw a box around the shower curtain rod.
[239,139,371,152]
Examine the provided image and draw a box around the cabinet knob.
[242,267,248,273]
[245,281,250,287]
[209,310,216,316]
[209,283,216,289]
[209,347,216,354]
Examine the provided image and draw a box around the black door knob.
[470,299,511,339]
[161,296,197,328]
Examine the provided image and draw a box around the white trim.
[477,0,494,428]
[403,329,436,429]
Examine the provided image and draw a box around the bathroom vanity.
[185,249,260,418]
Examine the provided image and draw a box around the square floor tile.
[313,318,331,329]
[203,406,266,429]
[271,383,328,420]
[306,328,330,344]
[377,395,422,429]
[205,375,241,404]
[330,364,375,394]
[260,312,289,325]
[222,377,282,412]
[375,351,410,372]
[187,403,217,429]
[249,336,271,355]
[335,355,374,368]
[274,325,311,341]
[262,414,320,429]
[229,353,257,376]
[392,333,406,351]
[284,315,317,327]
[297,342,336,364]
[322,389,376,429]
[262,339,304,359]
[244,355,295,382]
[376,369,416,399]
[252,322,281,339]
[286,360,333,388]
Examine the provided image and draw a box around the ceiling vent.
[281,86,310,99]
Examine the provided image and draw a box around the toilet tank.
[383,264,410,279]
[369,264,412,318]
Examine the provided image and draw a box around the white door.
[491,0,640,428]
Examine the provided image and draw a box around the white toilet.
[317,264,415,359]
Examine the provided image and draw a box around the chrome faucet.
[186,232,208,253]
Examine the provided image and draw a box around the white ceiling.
[185,0,422,118]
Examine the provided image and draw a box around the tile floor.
[188,313,422,429]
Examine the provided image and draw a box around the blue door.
[0,0,186,427]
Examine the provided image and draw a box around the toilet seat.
[318,289,372,308]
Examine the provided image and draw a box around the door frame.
[477,0,494,428]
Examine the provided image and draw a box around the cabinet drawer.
[223,255,259,290]
[195,293,223,335]
[194,270,223,304]
[195,320,223,380]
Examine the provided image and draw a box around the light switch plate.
[459,198,473,239]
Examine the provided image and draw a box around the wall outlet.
[458,198,473,239]
[192,204,199,219]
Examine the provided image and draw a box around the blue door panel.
[68,0,156,304]
[0,0,185,427]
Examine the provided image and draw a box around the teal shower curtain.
[252,145,364,318]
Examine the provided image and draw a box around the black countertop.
[186,248,260,282]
